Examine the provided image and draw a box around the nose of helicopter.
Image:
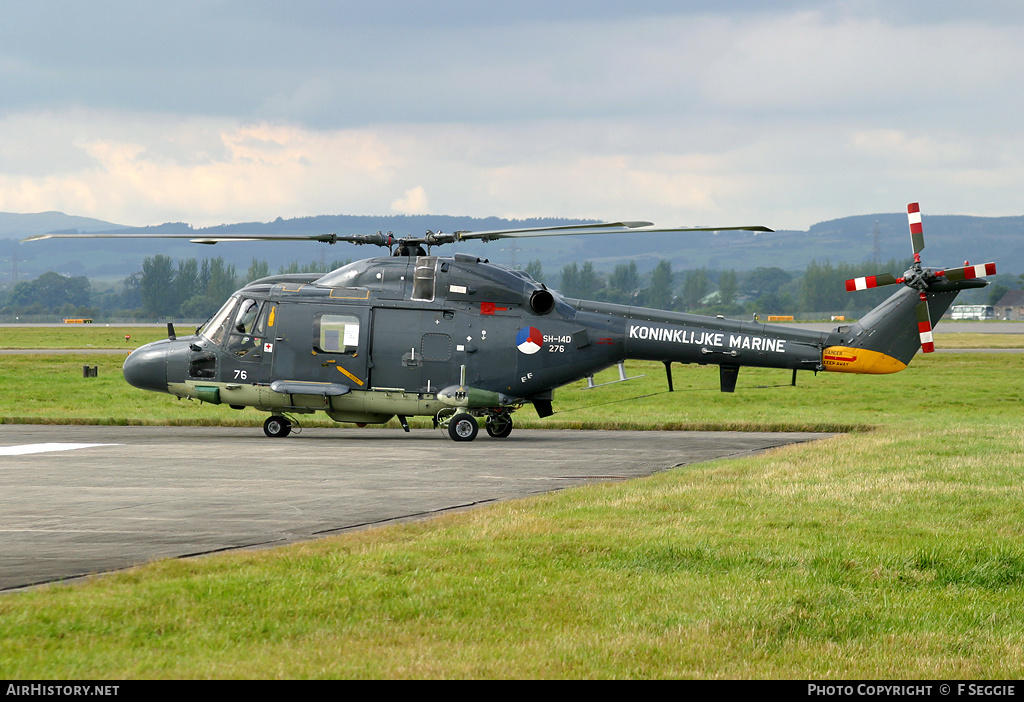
[122,341,169,393]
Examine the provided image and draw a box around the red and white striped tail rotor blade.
[915,293,935,353]
[907,202,925,257]
[940,262,997,282]
[845,273,899,292]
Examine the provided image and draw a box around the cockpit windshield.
[198,296,239,346]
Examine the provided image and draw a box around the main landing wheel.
[263,415,292,438]
[485,413,513,438]
[448,413,479,442]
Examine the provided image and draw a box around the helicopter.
[24,203,995,441]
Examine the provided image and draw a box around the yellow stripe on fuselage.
[335,365,365,386]
[821,346,907,374]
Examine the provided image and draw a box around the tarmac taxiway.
[0,424,833,591]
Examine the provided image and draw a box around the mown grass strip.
[0,326,168,349]
[1,350,1020,431]
[3,417,1024,678]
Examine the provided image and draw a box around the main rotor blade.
[22,232,214,242]
[22,222,659,245]
[939,262,997,281]
[456,220,652,237]
[23,220,774,247]
[453,222,772,242]
[845,273,899,291]
[907,202,925,256]
[22,231,392,246]
[672,225,774,232]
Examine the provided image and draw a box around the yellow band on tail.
[821,346,907,374]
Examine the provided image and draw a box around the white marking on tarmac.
[0,443,120,456]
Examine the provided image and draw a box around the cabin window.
[315,313,360,354]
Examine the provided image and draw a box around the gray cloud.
[12,1,1017,127]
[2,1,1024,229]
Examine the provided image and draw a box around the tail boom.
[571,299,826,371]
[560,269,984,394]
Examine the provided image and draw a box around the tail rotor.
[844,203,996,353]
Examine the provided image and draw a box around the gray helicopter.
[25,204,995,441]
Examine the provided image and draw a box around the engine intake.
[529,288,555,315]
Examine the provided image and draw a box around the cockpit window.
[235,298,260,334]
[199,296,239,347]
[227,298,264,359]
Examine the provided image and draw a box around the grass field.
[0,326,167,349]
[0,330,1023,678]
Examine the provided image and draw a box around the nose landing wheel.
[447,413,479,442]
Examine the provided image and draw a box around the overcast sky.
[2,0,1024,230]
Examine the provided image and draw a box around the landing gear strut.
[484,411,513,438]
[436,408,516,442]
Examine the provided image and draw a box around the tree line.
[0,255,347,320]
[1,255,1008,320]
[530,257,1003,316]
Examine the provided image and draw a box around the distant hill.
[0,212,128,237]
[2,210,1021,282]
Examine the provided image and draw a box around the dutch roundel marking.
[516,326,543,354]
